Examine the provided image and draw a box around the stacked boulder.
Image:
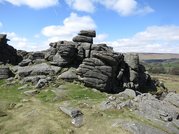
[0,34,22,65]
[73,30,96,59]
[77,51,124,93]
[44,30,155,93]
[72,30,153,93]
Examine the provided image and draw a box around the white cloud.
[64,0,154,16]
[1,0,59,9]
[109,25,179,53]
[65,0,95,13]
[4,32,48,51]
[97,0,154,16]
[94,34,108,43]
[0,22,2,28]
[42,12,96,42]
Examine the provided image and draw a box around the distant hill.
[138,53,179,60]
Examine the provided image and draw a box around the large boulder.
[77,51,124,93]
[46,41,78,67]
[17,63,61,78]
[58,69,78,81]
[0,66,14,79]
[78,30,96,37]
[73,35,93,43]
[28,52,45,60]
[133,93,179,121]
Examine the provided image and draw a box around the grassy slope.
[0,80,130,134]
[152,74,179,93]
[0,76,177,134]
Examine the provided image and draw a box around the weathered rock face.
[81,51,124,92]
[0,34,22,65]
[0,66,14,79]
[77,50,153,93]
[100,91,179,134]
[77,58,114,92]
[0,30,159,93]
[17,63,61,78]
[45,41,78,67]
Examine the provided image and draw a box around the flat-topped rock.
[78,30,96,37]
[73,35,93,43]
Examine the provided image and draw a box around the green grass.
[0,80,23,102]
[64,82,107,101]
[36,90,56,102]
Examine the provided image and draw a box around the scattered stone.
[59,106,83,127]
[21,99,31,103]
[118,89,136,98]
[14,103,23,109]
[24,89,40,96]
[35,79,48,89]
[22,75,46,84]
[58,69,78,81]
[18,59,32,66]
[18,84,29,90]
[8,103,16,110]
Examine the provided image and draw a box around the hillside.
[138,53,179,60]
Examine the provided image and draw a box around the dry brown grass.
[152,74,179,93]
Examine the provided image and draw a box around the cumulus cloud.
[1,0,59,9]
[64,0,154,16]
[94,34,108,43]
[2,13,108,52]
[42,12,96,42]
[109,25,179,53]
[65,0,95,13]
[97,0,154,16]
[4,32,48,51]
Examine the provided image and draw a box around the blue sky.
[0,0,179,53]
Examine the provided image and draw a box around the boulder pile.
[100,89,179,134]
[1,31,158,93]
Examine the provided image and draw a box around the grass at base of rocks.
[38,81,107,103]
[0,80,23,102]
[65,82,107,101]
